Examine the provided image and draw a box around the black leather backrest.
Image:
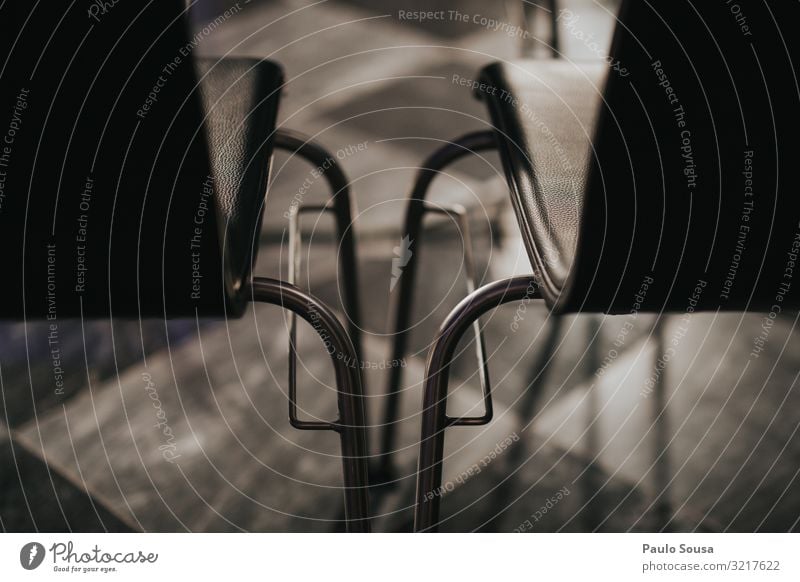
[0,1,235,319]
[561,0,800,314]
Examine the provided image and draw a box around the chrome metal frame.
[378,130,497,481]
[263,130,370,531]
[414,275,541,532]
[249,277,370,532]
[274,129,363,365]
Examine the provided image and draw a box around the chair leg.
[548,0,561,57]
[482,315,562,531]
[517,0,560,57]
[414,275,541,532]
[248,277,370,532]
[378,131,497,482]
[651,317,673,531]
[274,129,363,366]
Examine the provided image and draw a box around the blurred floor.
[3,0,800,533]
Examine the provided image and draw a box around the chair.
[0,1,369,531]
[400,0,800,530]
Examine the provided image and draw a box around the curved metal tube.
[414,275,541,532]
[273,129,363,367]
[248,277,370,532]
[379,130,497,480]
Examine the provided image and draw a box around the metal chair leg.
[651,317,673,531]
[414,275,541,532]
[483,315,562,530]
[274,129,363,366]
[379,131,497,482]
[516,0,560,57]
[548,0,561,57]
[248,277,370,532]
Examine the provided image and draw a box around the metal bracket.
[287,202,343,432]
[420,201,492,427]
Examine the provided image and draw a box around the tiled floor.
[4,0,800,533]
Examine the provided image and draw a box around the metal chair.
[378,0,565,483]
[1,1,369,531]
[407,0,800,531]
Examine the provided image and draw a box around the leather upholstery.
[481,0,800,314]
[197,58,283,316]
[478,62,605,307]
[0,2,282,319]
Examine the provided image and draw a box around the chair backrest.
[560,0,800,314]
[0,1,260,319]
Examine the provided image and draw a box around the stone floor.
[3,0,800,532]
